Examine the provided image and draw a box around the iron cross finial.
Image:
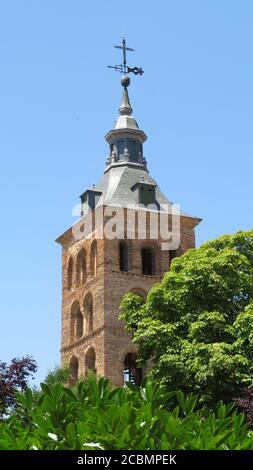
[107,36,144,76]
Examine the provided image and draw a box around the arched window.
[90,240,97,278]
[76,249,87,286]
[76,309,83,339]
[141,248,154,275]
[70,301,78,342]
[67,257,73,290]
[85,347,96,375]
[124,353,142,386]
[70,301,83,342]
[83,293,93,334]
[119,242,128,272]
[69,356,79,385]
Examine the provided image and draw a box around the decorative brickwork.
[57,207,199,386]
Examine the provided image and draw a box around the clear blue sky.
[0,1,252,385]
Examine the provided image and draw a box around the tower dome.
[105,76,147,170]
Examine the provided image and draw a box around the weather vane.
[108,36,144,76]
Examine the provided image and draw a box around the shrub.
[0,377,252,450]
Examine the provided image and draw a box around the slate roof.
[85,163,197,219]
[84,81,199,220]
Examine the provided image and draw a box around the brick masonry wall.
[58,206,199,386]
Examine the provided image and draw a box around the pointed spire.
[113,76,139,130]
[119,85,133,116]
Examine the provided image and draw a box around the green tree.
[120,230,253,405]
[43,365,70,388]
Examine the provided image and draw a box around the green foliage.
[0,377,252,450]
[30,365,71,405]
[120,230,253,404]
[43,365,70,388]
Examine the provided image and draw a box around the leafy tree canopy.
[120,230,253,404]
[43,365,70,388]
[0,356,37,416]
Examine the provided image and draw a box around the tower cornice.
[105,127,147,144]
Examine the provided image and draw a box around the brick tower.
[56,40,201,386]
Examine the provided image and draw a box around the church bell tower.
[56,38,201,386]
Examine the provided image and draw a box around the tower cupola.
[105,37,147,171]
